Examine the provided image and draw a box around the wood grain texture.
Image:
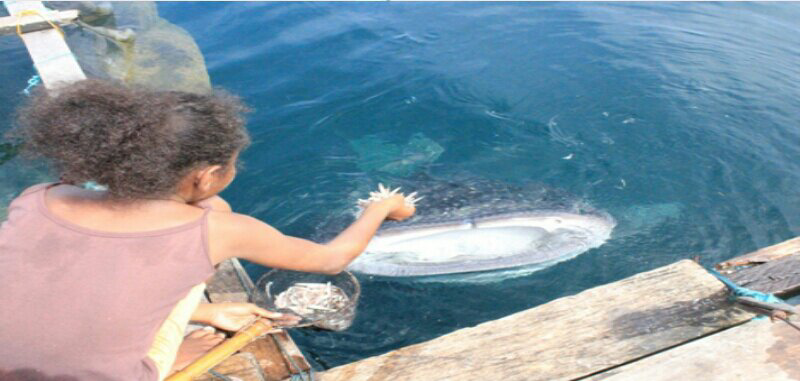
[3,1,86,87]
[206,259,312,380]
[239,333,312,381]
[320,260,752,381]
[196,353,266,381]
[587,319,800,381]
[718,236,800,270]
[728,254,800,297]
[207,259,249,303]
[0,9,77,35]
[241,337,291,381]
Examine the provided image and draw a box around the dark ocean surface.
[2,2,799,369]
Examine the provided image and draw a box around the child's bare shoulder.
[205,210,282,263]
[193,196,232,212]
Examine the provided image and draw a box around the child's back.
[0,184,213,380]
[0,80,413,380]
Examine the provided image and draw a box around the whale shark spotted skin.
[342,176,616,277]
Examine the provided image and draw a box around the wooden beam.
[0,9,77,35]
[196,353,267,381]
[3,1,85,88]
[717,236,800,270]
[712,236,800,297]
[585,319,800,380]
[320,260,752,381]
[205,259,313,380]
[728,254,800,297]
[207,259,250,303]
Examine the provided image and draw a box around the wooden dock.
[586,319,800,381]
[202,259,313,381]
[717,237,800,297]
[5,3,800,378]
[318,237,800,381]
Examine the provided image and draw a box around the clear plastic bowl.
[252,269,361,331]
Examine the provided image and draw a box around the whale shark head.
[338,175,616,277]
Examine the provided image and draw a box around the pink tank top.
[0,184,215,381]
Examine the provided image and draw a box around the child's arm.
[207,195,412,274]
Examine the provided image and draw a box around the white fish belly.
[367,227,548,263]
[348,212,615,276]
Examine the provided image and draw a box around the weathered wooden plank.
[232,257,256,292]
[242,332,312,381]
[271,331,311,378]
[320,260,752,381]
[242,337,292,380]
[728,254,800,297]
[207,259,249,303]
[0,9,77,35]
[196,352,266,381]
[206,259,313,380]
[717,236,800,270]
[712,236,800,297]
[3,1,85,88]
[586,319,800,381]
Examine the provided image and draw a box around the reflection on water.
[2,2,800,369]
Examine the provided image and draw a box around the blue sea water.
[2,2,800,369]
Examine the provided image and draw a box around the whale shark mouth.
[347,210,616,276]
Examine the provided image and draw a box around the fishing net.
[253,270,361,331]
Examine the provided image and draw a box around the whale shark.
[320,176,616,277]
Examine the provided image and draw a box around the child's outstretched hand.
[200,303,301,332]
[380,194,416,221]
[358,184,421,221]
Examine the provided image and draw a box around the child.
[0,80,414,381]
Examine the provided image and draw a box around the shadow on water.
[0,143,18,166]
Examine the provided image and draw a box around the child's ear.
[196,165,224,191]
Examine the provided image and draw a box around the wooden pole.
[165,319,275,381]
[0,9,77,35]
[2,1,85,88]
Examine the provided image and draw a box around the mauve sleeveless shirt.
[0,184,216,381]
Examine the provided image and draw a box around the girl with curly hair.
[0,80,414,380]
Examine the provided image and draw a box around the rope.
[773,314,800,333]
[708,268,785,305]
[208,369,234,381]
[14,7,77,95]
[270,334,315,381]
[22,74,40,96]
[707,268,800,334]
[15,9,65,38]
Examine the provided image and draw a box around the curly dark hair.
[9,80,250,200]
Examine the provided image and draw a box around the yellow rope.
[15,9,65,38]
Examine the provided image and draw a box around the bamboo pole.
[0,9,77,35]
[166,319,274,381]
[3,1,86,88]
